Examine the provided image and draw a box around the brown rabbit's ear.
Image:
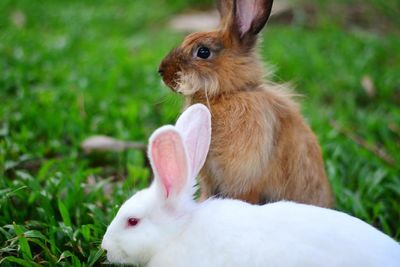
[217,0,234,27]
[222,0,273,48]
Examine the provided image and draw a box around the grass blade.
[58,200,72,227]
[13,223,32,261]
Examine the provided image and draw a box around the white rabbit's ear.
[149,126,189,199]
[175,104,211,179]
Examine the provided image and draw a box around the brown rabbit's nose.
[158,54,180,90]
[158,65,164,77]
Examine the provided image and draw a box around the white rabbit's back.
[150,200,400,267]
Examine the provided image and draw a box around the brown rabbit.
[158,0,333,207]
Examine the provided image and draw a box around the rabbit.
[158,0,334,207]
[101,104,400,267]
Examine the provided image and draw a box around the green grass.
[1,0,399,265]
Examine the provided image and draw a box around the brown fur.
[159,0,333,207]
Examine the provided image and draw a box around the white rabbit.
[101,104,400,267]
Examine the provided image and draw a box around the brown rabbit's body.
[189,88,332,206]
[159,0,333,207]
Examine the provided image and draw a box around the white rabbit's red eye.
[196,46,211,59]
[127,218,140,227]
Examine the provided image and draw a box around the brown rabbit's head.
[159,0,273,98]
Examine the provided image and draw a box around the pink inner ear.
[175,104,211,179]
[151,131,187,198]
[184,123,209,178]
[236,0,257,36]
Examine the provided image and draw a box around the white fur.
[102,104,400,267]
[176,70,220,96]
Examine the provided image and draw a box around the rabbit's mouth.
[105,249,130,265]
[159,68,200,96]
[160,72,180,93]
[175,71,202,96]
[176,70,220,97]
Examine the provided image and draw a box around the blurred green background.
[1,0,399,265]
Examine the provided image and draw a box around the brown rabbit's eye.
[127,218,140,227]
[196,46,211,59]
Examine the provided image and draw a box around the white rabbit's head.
[101,104,211,265]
